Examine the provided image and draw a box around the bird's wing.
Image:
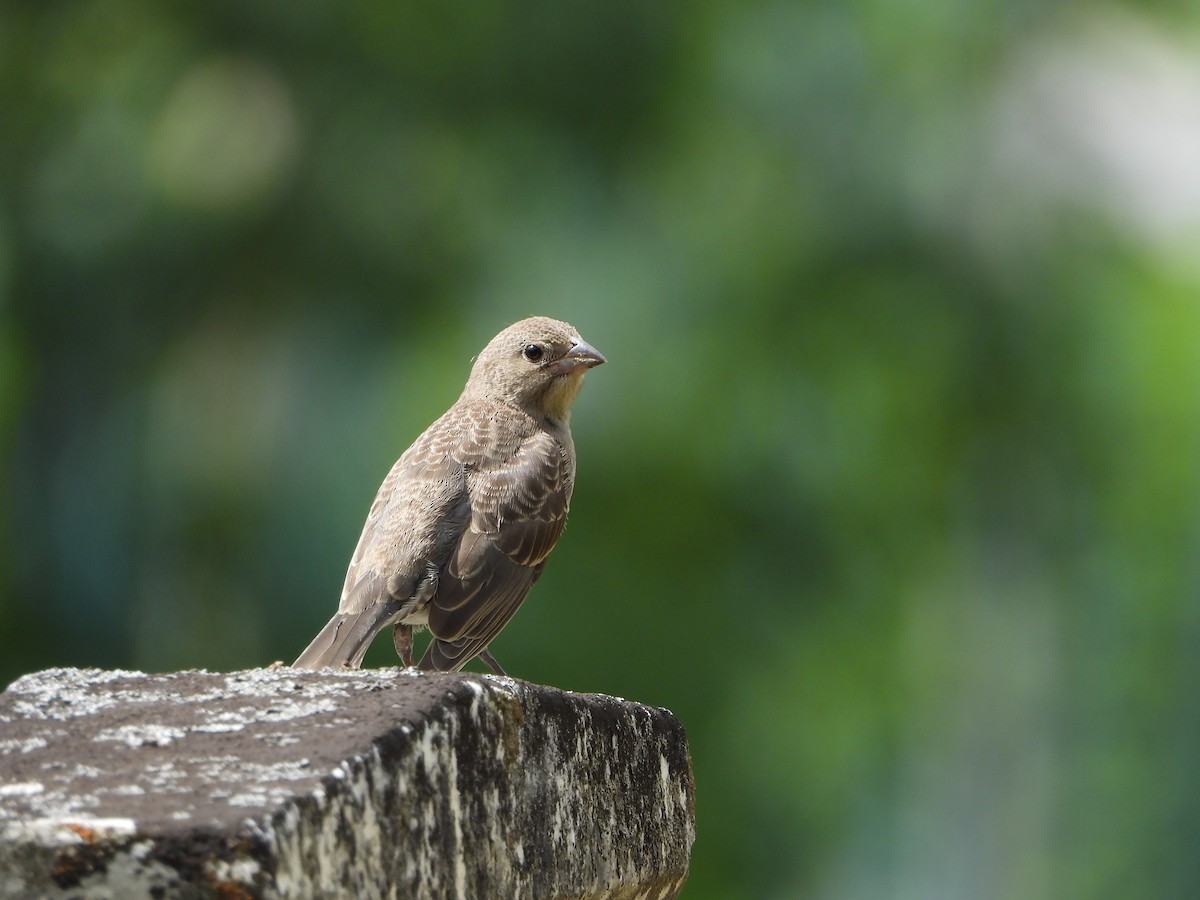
[419,429,572,669]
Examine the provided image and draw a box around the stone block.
[0,667,695,898]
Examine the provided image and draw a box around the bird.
[292,316,605,674]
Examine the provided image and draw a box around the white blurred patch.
[991,11,1200,249]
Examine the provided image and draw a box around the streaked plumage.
[292,316,604,673]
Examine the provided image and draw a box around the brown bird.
[292,316,605,674]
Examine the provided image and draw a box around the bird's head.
[467,316,606,422]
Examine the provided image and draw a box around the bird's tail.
[292,604,398,669]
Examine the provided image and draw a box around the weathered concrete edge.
[254,675,697,898]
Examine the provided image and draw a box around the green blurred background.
[4,1,1200,896]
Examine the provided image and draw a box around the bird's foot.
[393,623,414,667]
[479,647,508,676]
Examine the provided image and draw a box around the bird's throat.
[541,373,585,424]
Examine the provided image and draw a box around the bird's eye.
[522,344,544,363]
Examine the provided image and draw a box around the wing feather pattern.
[418,426,572,670]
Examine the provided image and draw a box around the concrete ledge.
[0,667,695,898]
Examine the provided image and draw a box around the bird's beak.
[552,339,606,375]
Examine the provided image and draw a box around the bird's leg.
[392,624,414,667]
[478,647,507,676]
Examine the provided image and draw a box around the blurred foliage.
[4,1,1200,897]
